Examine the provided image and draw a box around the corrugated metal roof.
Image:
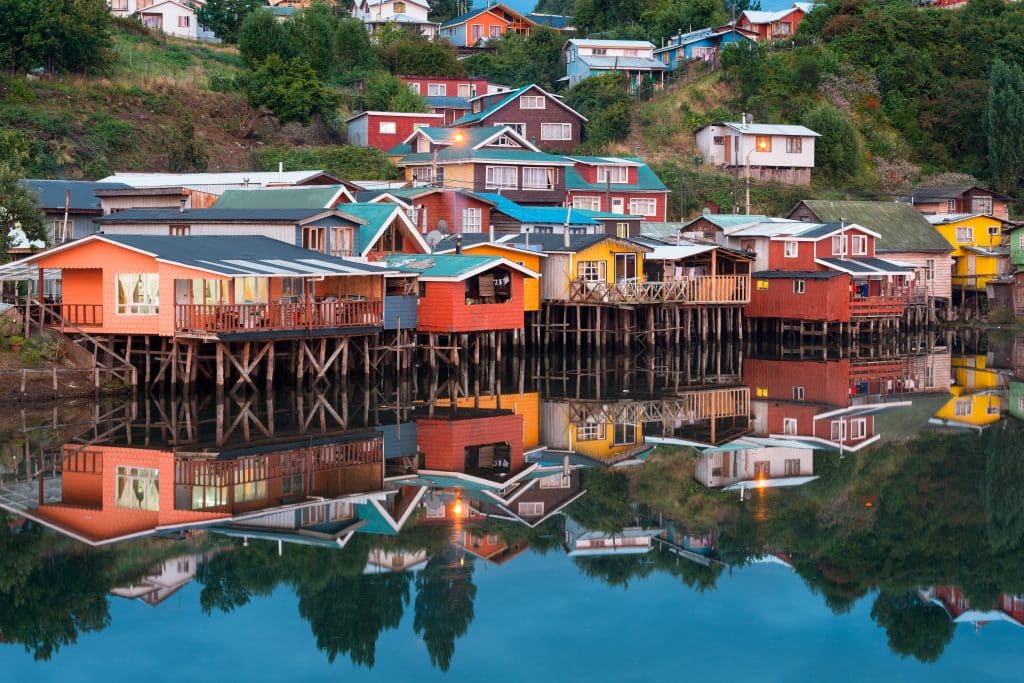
[383,253,501,279]
[527,12,572,29]
[752,270,843,279]
[96,207,363,224]
[711,122,821,137]
[817,256,912,275]
[565,155,643,166]
[21,180,130,211]
[727,219,817,237]
[478,193,599,225]
[212,186,348,210]
[679,213,770,231]
[564,160,668,192]
[425,95,471,108]
[497,234,652,254]
[99,170,338,188]
[578,55,668,70]
[792,200,955,252]
[567,39,656,48]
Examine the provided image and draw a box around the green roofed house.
[564,156,669,222]
[334,203,430,260]
[450,84,587,153]
[788,200,955,311]
[212,185,356,211]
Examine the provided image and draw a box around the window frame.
[793,279,806,294]
[461,207,483,233]
[521,166,555,191]
[786,137,802,154]
[597,165,628,184]
[540,122,571,140]
[572,196,601,211]
[485,165,518,190]
[628,198,658,217]
[784,240,798,258]
[427,83,447,97]
[576,260,606,283]
[116,273,160,316]
[521,95,546,109]
[378,120,397,134]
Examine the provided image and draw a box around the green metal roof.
[451,86,532,126]
[341,203,401,253]
[564,160,668,192]
[384,253,500,278]
[791,200,954,253]
[401,147,572,165]
[212,186,347,210]
[679,214,769,230]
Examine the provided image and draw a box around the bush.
[241,54,340,126]
[564,73,634,147]
[208,70,236,92]
[802,103,862,182]
[23,334,63,363]
[252,145,401,180]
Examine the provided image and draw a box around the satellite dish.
[425,230,445,248]
[436,219,449,232]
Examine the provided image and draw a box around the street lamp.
[745,137,769,215]
[431,131,465,188]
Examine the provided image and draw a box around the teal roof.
[416,126,506,147]
[402,148,571,165]
[356,502,399,536]
[679,214,769,230]
[341,203,401,253]
[478,192,599,225]
[577,209,643,220]
[451,86,532,126]
[384,253,500,279]
[213,186,347,210]
[564,159,668,192]
[387,143,411,156]
[439,3,530,28]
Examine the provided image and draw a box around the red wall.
[743,358,855,407]
[739,8,806,40]
[363,113,444,152]
[400,75,489,97]
[565,191,667,222]
[575,164,639,184]
[412,192,492,234]
[417,414,525,475]
[417,272,526,332]
[746,275,852,322]
[767,240,817,271]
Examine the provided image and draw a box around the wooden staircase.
[28,302,137,388]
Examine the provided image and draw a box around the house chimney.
[455,234,463,254]
[488,223,494,242]
[179,198,186,213]
[278,161,284,175]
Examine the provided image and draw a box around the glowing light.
[453,501,464,515]
[756,478,767,489]
[864,501,874,508]
[452,132,465,144]
[757,139,769,151]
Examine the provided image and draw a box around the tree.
[238,9,290,67]
[984,60,1024,196]
[196,0,264,44]
[166,113,208,172]
[429,0,472,24]
[335,16,380,81]
[284,1,341,79]
[984,422,1024,552]
[563,73,634,148]
[377,36,465,77]
[801,103,861,182]
[0,163,46,260]
[870,592,955,664]
[242,55,341,125]
[362,70,428,112]
[413,549,477,671]
[641,0,729,45]
[0,0,113,74]
[568,469,635,534]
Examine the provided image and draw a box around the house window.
[755,135,772,153]
[793,386,805,401]
[539,473,571,489]
[713,136,725,145]
[597,165,628,184]
[379,121,397,134]
[427,83,446,96]
[116,273,159,315]
[623,49,638,57]
[492,134,522,147]
[775,21,791,35]
[485,166,517,189]
[850,418,867,440]
[457,83,471,98]
[576,421,607,441]
[462,207,482,233]
[954,399,972,416]
[784,459,801,476]
[786,137,802,154]
[614,253,637,282]
[522,167,555,190]
[111,0,128,8]
[616,222,629,239]
[832,235,847,256]
[830,420,846,442]
[955,226,973,243]
[490,25,501,39]
[233,277,268,304]
[471,25,483,42]
[947,199,957,213]
[756,387,768,397]
[497,123,526,137]
[464,269,512,304]
[329,227,353,257]
[784,241,798,257]
[522,95,546,109]
[168,224,190,236]
[989,225,1001,238]
[518,501,544,516]
[971,196,993,215]
[572,196,601,211]
[926,258,936,281]
[51,219,72,242]
[628,198,658,216]
[407,82,420,94]
[116,466,159,511]
[178,16,190,28]
[753,461,770,478]
[541,122,571,140]
[411,167,433,183]
[303,226,327,252]
[793,279,805,294]
[1019,234,1024,251]
[394,1,406,12]
[577,260,606,282]
[613,423,636,446]
[851,234,868,255]
[756,279,769,290]
[592,48,607,55]
[925,364,935,389]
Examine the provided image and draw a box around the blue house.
[561,39,667,92]
[21,179,130,245]
[653,25,759,71]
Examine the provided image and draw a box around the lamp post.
[745,136,769,215]
[431,131,464,188]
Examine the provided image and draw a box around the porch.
[568,275,749,305]
[174,299,383,335]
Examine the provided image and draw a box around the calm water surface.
[2,333,1023,681]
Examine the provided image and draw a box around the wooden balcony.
[568,276,750,306]
[849,294,908,318]
[174,299,383,335]
[54,304,102,327]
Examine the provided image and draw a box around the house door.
[967,255,976,280]
[723,135,731,164]
[611,197,624,214]
[175,280,190,328]
[614,253,637,282]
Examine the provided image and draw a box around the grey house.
[22,180,130,245]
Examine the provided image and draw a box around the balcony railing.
[849,294,908,317]
[569,276,750,305]
[54,304,103,326]
[174,299,383,334]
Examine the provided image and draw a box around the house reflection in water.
[919,586,1024,631]
[654,525,720,567]
[563,517,664,556]
[110,552,212,606]
[930,355,1006,431]
[691,437,816,491]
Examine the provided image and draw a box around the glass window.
[407,82,419,94]
[522,167,555,190]
[330,227,353,257]
[784,459,801,476]
[457,83,471,98]
[955,226,973,243]
[792,386,805,400]
[793,279,805,294]
[755,135,772,152]
[851,234,868,255]
[613,423,636,445]
[462,207,482,233]
[577,260,606,282]
[971,196,993,214]
[393,1,406,12]
[427,83,446,96]
[540,122,571,140]
[539,473,571,488]
[629,198,657,216]
[614,253,637,282]
[616,222,629,238]
[116,466,159,511]
[832,235,847,255]
[521,96,546,109]
[926,259,935,281]
[954,399,972,416]
[784,241,798,257]
[786,137,802,153]
[303,226,326,252]
[485,165,517,189]
[518,501,544,516]
[783,418,797,435]
[233,277,268,304]
[850,418,867,440]
[572,196,601,210]
[116,273,159,315]
[576,421,606,441]
[597,165,628,183]
[379,121,397,134]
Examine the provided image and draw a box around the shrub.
[241,54,340,125]
[23,334,63,363]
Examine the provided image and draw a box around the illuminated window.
[116,466,159,511]
[116,273,159,315]
[755,135,772,152]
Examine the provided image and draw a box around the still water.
[1,332,1023,681]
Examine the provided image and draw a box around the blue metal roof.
[21,179,129,211]
[425,95,471,109]
[478,193,600,225]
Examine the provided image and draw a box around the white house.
[562,39,667,93]
[694,121,820,186]
[350,0,439,39]
[107,0,216,41]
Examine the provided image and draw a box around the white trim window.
[116,466,160,511]
[832,234,847,256]
[786,137,802,153]
[461,207,482,233]
[955,226,973,243]
[116,273,159,315]
[572,196,601,211]
[971,196,993,214]
[628,198,657,216]
[954,399,972,416]
[411,167,433,183]
[851,234,868,255]
[521,95,546,109]
[576,421,606,440]
[541,122,571,140]
[407,82,420,94]
[522,167,555,190]
[784,240,799,258]
[830,419,846,442]
[792,386,805,400]
[577,260,606,282]
[793,279,806,294]
[849,418,867,440]
[457,83,471,98]
[518,501,544,516]
[783,418,797,435]
[427,83,446,96]
[378,121,396,134]
[597,165,628,183]
[539,473,571,489]
[497,123,526,136]
[485,165,517,190]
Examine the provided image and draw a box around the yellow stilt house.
[927,214,1012,292]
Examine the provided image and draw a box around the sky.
[4,552,1023,682]
[502,0,798,17]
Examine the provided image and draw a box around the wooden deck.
[568,276,750,306]
[849,295,907,318]
[174,300,383,335]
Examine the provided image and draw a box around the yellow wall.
[572,240,648,285]
[934,386,1003,427]
[934,215,1007,290]
[463,244,542,311]
[952,355,1000,390]
[569,420,643,463]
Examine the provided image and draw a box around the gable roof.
[741,5,807,23]
[565,159,668,192]
[98,170,342,189]
[577,54,668,71]
[383,253,539,280]
[212,186,354,210]
[678,213,770,231]
[496,233,652,254]
[95,207,366,226]
[21,180,130,213]
[340,202,430,256]
[478,193,599,225]
[432,234,548,258]
[566,39,655,49]
[401,125,540,152]
[439,3,536,29]
[790,200,955,253]
[903,184,1019,203]
[32,234,395,278]
[451,84,586,127]
[653,25,758,53]
[526,12,573,29]
[697,122,821,137]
